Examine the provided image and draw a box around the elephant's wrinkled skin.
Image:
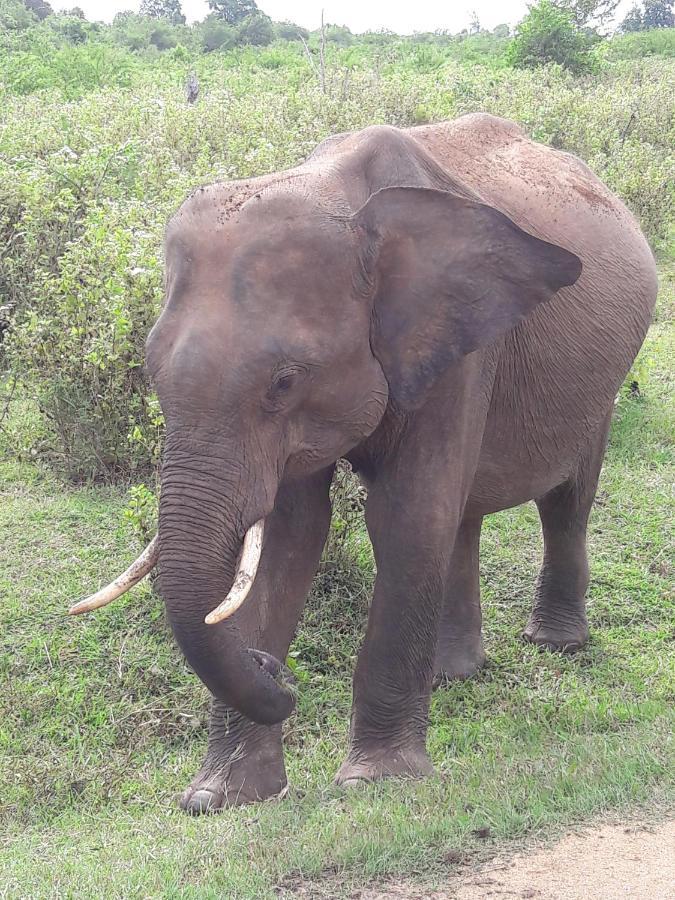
[142,114,656,813]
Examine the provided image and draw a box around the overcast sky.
[50,1,635,33]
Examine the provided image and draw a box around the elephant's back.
[409,114,655,284]
[412,114,658,510]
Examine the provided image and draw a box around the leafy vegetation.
[508,0,601,72]
[621,0,675,31]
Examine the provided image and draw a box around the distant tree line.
[0,0,672,68]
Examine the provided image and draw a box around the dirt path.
[356,819,675,900]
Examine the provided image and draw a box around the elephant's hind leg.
[523,409,612,652]
[434,515,485,683]
[180,465,334,815]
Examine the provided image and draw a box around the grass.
[0,259,673,896]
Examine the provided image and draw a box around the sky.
[50,1,636,34]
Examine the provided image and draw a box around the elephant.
[71,113,657,814]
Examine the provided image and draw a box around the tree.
[323,23,354,46]
[207,0,258,25]
[508,0,599,73]
[112,11,135,25]
[149,22,178,48]
[139,0,185,25]
[198,16,236,51]
[275,20,309,41]
[236,12,273,45]
[0,0,36,29]
[22,0,52,19]
[53,11,90,42]
[620,3,645,30]
[551,0,619,26]
[620,0,674,31]
[643,0,674,27]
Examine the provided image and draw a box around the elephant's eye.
[266,364,308,407]
[273,373,295,393]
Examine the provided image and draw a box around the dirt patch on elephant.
[352,819,675,900]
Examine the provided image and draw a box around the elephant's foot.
[522,604,589,652]
[180,719,287,815]
[335,744,435,788]
[434,635,486,685]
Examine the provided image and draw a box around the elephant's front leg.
[180,465,334,814]
[335,476,462,786]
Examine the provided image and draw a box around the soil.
[353,819,675,900]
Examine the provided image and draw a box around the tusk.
[205,520,264,625]
[68,536,159,615]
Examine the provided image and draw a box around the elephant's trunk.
[157,442,295,726]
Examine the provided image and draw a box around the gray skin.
[145,114,657,814]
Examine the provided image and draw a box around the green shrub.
[0,43,135,97]
[507,0,600,73]
[198,17,236,52]
[149,22,178,50]
[6,201,164,479]
[607,27,675,58]
[274,20,308,42]
[0,0,36,30]
[235,13,273,47]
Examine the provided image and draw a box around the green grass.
[0,263,673,897]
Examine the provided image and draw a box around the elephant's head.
[70,179,581,725]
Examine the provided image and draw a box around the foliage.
[621,0,675,31]
[23,0,51,20]
[148,21,178,50]
[645,0,675,26]
[0,43,135,96]
[551,0,619,26]
[197,15,236,51]
[48,12,91,44]
[0,0,35,29]
[608,25,675,55]
[508,0,600,72]
[324,23,355,46]
[207,0,258,26]
[236,12,273,46]
[274,19,309,41]
[139,0,186,26]
[123,481,159,544]
[622,3,648,30]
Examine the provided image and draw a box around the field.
[0,28,674,900]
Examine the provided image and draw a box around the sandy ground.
[354,819,675,900]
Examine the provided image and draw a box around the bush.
[607,27,675,58]
[198,17,236,52]
[149,22,177,50]
[48,13,90,44]
[0,0,36,30]
[236,13,273,47]
[274,20,308,42]
[507,0,600,73]
[6,201,165,479]
[323,24,354,47]
[0,43,135,97]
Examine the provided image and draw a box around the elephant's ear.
[352,186,582,410]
